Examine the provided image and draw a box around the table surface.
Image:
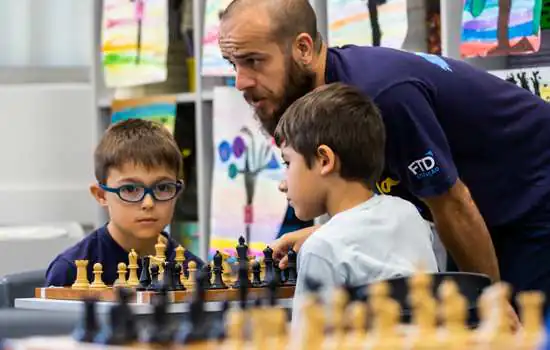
[14,297,293,314]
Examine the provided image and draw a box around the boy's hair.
[274,83,385,187]
[94,119,182,184]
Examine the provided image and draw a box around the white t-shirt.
[290,194,438,329]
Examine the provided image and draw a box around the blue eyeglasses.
[100,181,184,203]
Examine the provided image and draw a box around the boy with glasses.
[45,119,203,286]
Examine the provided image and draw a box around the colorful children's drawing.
[327,0,408,48]
[461,0,542,58]
[111,95,177,134]
[210,87,287,260]
[490,67,550,101]
[101,0,168,87]
[202,0,234,76]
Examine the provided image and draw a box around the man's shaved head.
[221,0,320,51]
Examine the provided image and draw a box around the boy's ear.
[90,183,108,207]
[316,144,337,175]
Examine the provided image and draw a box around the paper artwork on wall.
[111,95,177,134]
[101,0,169,87]
[460,0,542,58]
[202,0,235,76]
[210,87,287,259]
[490,67,550,101]
[327,0,408,49]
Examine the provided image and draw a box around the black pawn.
[267,277,279,307]
[136,256,151,291]
[173,263,186,291]
[147,264,162,291]
[209,300,230,340]
[251,261,263,287]
[176,270,210,344]
[211,251,228,289]
[273,260,283,285]
[201,264,212,289]
[72,298,99,342]
[162,261,175,291]
[235,235,249,263]
[262,246,274,284]
[285,248,297,285]
[141,287,174,345]
[237,262,249,310]
[117,288,137,343]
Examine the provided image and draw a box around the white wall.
[0,0,99,228]
[0,0,92,67]
[0,84,98,226]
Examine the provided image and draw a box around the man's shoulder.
[327,45,421,97]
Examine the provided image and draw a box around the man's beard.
[256,57,316,136]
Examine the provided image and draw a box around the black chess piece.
[176,269,211,344]
[173,263,186,291]
[209,300,230,340]
[273,260,283,285]
[201,264,212,289]
[251,260,263,287]
[262,246,274,284]
[72,297,99,342]
[94,303,126,345]
[237,262,249,310]
[147,264,162,291]
[136,256,151,291]
[211,251,228,289]
[117,287,138,343]
[284,248,297,285]
[267,277,279,307]
[141,287,174,345]
[162,261,175,291]
[94,288,137,345]
[235,235,249,263]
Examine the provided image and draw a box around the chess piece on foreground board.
[69,235,298,292]
[64,270,548,349]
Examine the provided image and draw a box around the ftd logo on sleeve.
[408,150,440,179]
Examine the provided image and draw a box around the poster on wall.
[111,95,177,134]
[101,0,168,87]
[202,0,234,76]
[460,0,542,58]
[210,87,287,260]
[490,67,550,101]
[327,0,408,48]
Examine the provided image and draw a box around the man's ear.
[90,183,108,207]
[292,33,315,66]
[316,145,336,176]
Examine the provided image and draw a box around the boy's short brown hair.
[95,119,182,184]
[274,83,385,187]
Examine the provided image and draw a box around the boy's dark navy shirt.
[45,225,204,286]
[325,45,550,229]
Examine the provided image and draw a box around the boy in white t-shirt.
[273,83,438,327]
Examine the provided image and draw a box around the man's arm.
[422,179,500,282]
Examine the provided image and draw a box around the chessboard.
[33,285,295,304]
[34,235,296,304]
[7,271,548,350]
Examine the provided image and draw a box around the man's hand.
[271,225,319,269]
